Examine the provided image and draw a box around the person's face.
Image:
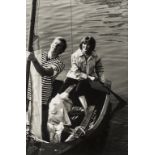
[82,41,93,56]
[48,38,64,58]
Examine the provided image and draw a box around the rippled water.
[26,0,128,154]
[27,0,128,99]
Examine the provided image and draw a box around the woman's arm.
[28,53,54,76]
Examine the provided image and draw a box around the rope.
[69,0,73,53]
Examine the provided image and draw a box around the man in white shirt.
[59,36,105,113]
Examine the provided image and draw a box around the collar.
[78,49,97,58]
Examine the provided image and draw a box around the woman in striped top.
[27,37,67,140]
[28,37,67,105]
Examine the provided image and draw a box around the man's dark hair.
[79,36,96,51]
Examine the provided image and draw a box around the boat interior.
[41,80,109,143]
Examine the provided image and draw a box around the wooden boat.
[27,79,112,155]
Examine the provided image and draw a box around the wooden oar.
[105,86,127,104]
[89,80,127,104]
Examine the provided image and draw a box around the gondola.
[26,79,112,155]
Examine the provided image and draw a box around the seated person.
[58,36,105,114]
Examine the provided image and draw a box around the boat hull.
[27,80,112,155]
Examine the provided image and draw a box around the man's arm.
[95,58,105,83]
[28,53,54,76]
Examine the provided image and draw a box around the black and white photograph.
[26,0,128,155]
[2,0,155,155]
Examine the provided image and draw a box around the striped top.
[41,51,65,105]
[27,50,65,105]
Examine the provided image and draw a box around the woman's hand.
[27,52,36,61]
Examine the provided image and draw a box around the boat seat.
[80,105,95,128]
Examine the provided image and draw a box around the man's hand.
[88,75,96,81]
[99,81,109,88]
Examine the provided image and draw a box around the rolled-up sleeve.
[51,62,65,77]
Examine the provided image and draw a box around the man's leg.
[78,96,88,113]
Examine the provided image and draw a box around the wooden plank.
[80,106,95,128]
[65,106,95,142]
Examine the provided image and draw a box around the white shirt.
[67,49,105,82]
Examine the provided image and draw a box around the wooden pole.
[26,0,43,139]
[26,0,38,101]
